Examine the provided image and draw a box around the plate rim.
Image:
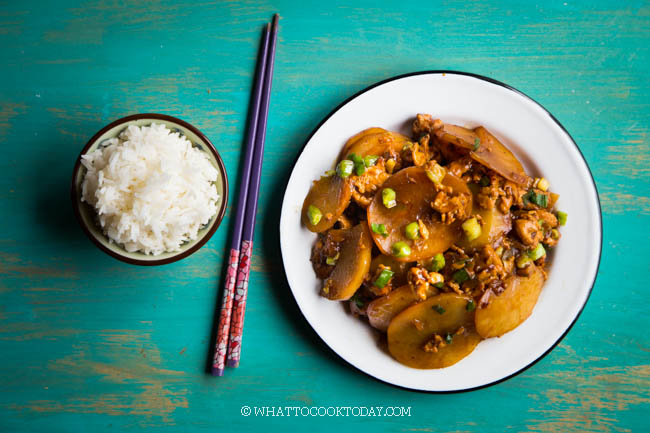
[279,70,603,393]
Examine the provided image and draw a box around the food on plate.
[317,223,372,300]
[387,293,482,369]
[474,263,545,338]
[80,123,220,255]
[302,114,566,368]
[302,173,352,233]
[366,166,472,261]
[339,128,410,162]
[302,114,567,369]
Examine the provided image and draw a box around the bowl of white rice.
[71,113,228,265]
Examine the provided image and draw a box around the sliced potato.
[472,126,529,185]
[434,123,529,185]
[387,293,481,369]
[367,284,437,332]
[458,204,511,250]
[340,130,410,161]
[369,255,411,287]
[321,224,372,300]
[343,127,387,153]
[475,264,544,338]
[434,123,479,150]
[366,166,472,262]
[302,175,353,233]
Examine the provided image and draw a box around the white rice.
[81,123,220,255]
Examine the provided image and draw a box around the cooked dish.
[81,123,220,255]
[301,114,567,369]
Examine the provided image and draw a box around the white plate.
[279,71,602,392]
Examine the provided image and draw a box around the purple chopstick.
[226,14,279,368]
[211,23,271,377]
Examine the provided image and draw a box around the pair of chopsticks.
[211,14,278,377]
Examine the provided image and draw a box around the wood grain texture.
[0,0,648,432]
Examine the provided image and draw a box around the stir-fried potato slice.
[471,127,529,185]
[302,175,353,233]
[340,130,410,161]
[342,127,387,153]
[367,167,472,262]
[387,293,481,369]
[434,123,479,150]
[434,123,529,185]
[458,204,511,250]
[369,255,411,288]
[321,224,372,300]
[367,285,420,332]
[475,264,544,338]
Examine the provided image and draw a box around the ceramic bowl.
[279,71,602,392]
[71,113,228,266]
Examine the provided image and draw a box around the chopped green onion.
[348,153,363,165]
[373,268,395,289]
[480,175,490,187]
[462,217,482,241]
[326,252,340,266]
[445,333,453,343]
[392,241,411,258]
[524,190,548,208]
[382,188,397,208]
[537,194,548,208]
[516,255,532,268]
[434,282,444,289]
[364,155,379,167]
[352,295,364,309]
[307,205,322,226]
[433,304,446,314]
[404,221,420,240]
[429,253,445,272]
[324,169,335,177]
[473,138,480,151]
[557,211,568,226]
[425,163,446,184]
[452,268,470,284]
[371,222,389,237]
[466,299,476,311]
[551,229,560,240]
[346,153,367,176]
[528,243,546,261]
[336,159,354,178]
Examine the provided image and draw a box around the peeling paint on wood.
[0,102,27,139]
[524,365,650,433]
[600,187,650,215]
[13,383,189,424]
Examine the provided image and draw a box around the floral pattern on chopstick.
[212,248,240,375]
[227,239,252,367]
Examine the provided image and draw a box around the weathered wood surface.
[0,0,648,432]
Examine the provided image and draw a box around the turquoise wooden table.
[1,1,648,432]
